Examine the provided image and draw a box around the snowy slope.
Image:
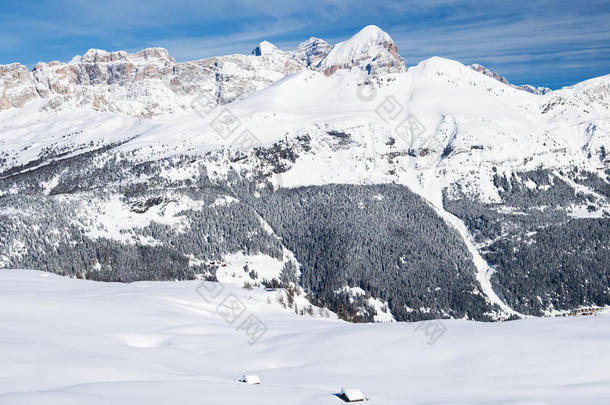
[0,270,609,405]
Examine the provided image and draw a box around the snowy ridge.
[470,63,551,95]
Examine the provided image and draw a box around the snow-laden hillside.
[0,25,608,321]
[0,270,608,405]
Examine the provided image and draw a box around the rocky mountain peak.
[318,25,405,75]
[251,41,281,56]
[291,37,331,68]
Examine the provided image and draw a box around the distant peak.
[318,25,405,75]
[251,41,280,56]
[344,25,393,47]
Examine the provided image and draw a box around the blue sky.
[1,0,608,88]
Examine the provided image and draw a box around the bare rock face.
[317,25,406,75]
[33,48,176,91]
[30,48,180,116]
[0,64,39,111]
[23,45,303,116]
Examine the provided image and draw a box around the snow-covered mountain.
[0,25,406,116]
[317,25,405,75]
[0,25,608,322]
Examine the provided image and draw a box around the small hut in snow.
[240,374,261,384]
[338,387,366,402]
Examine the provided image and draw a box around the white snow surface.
[1,269,609,405]
[214,252,285,284]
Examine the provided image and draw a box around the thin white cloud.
[387,11,610,84]
[155,19,310,61]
